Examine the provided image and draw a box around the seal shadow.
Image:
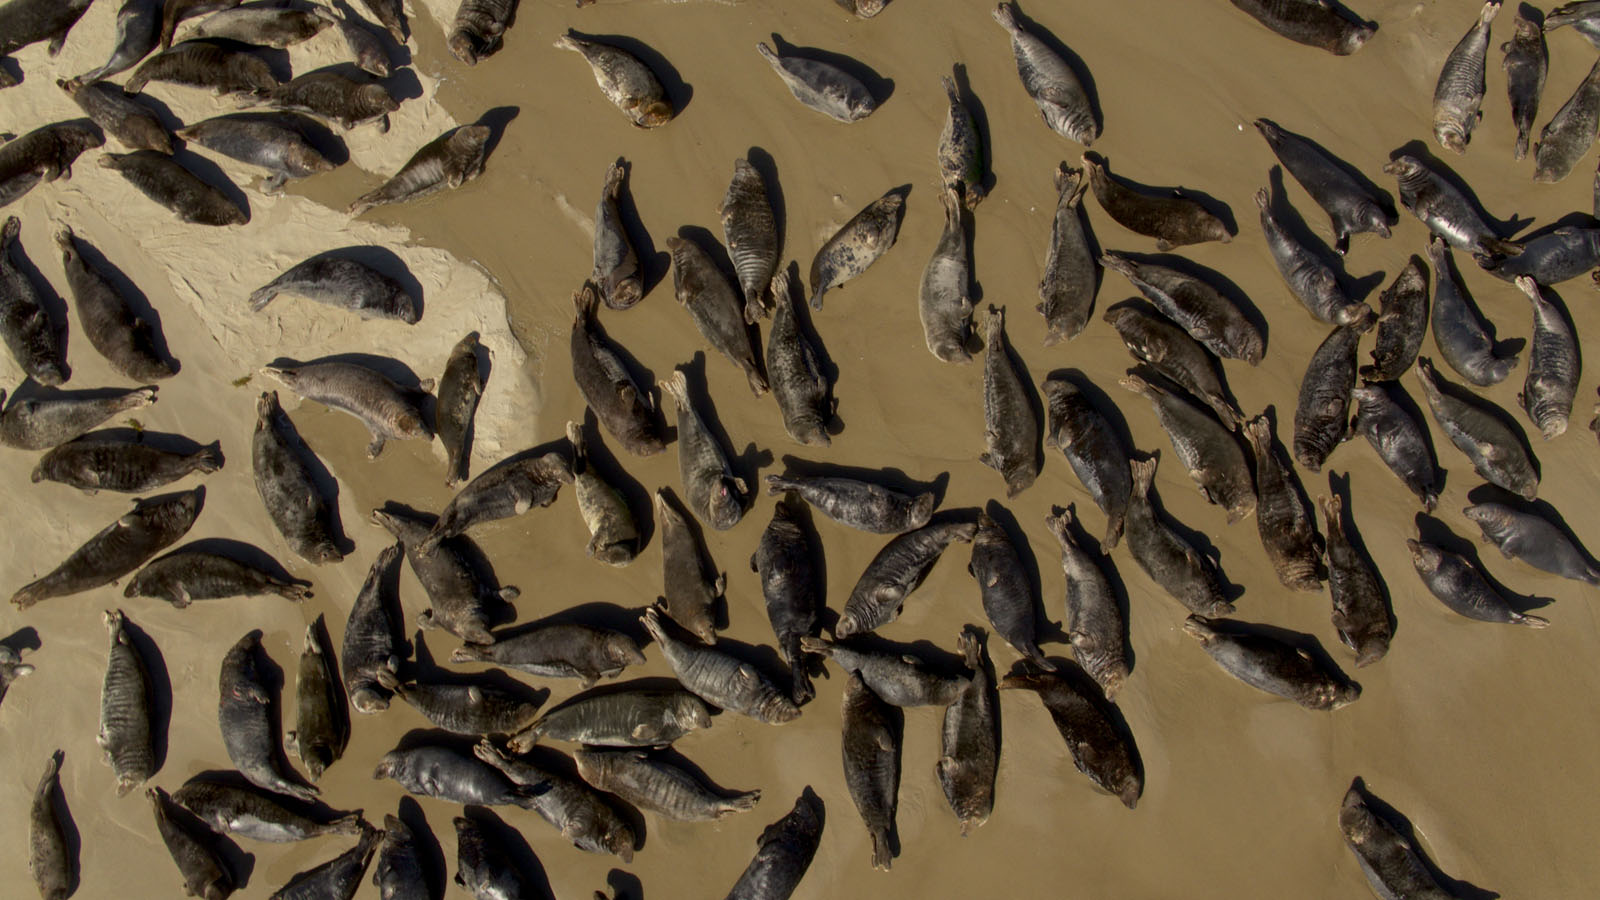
[1413,513,1554,613]
[881,699,905,864]
[4,227,71,377]
[578,408,654,552]
[1135,450,1244,602]
[67,229,181,373]
[1419,360,1539,483]
[1110,252,1268,358]
[672,352,773,512]
[65,427,212,459]
[774,260,842,437]
[768,33,893,107]
[1085,151,1235,238]
[566,30,691,115]
[610,157,668,299]
[166,147,252,222]
[744,146,786,263]
[1346,777,1501,900]
[1389,141,1528,237]
[0,58,21,88]
[1464,482,1600,574]
[472,106,519,165]
[396,795,448,900]
[1,625,41,655]
[1325,471,1395,638]
[606,868,644,900]
[1050,505,1135,678]
[379,63,424,104]
[118,612,173,775]
[460,806,556,900]
[959,193,983,309]
[652,486,726,631]
[408,629,549,711]
[1002,3,1102,135]
[950,63,996,200]
[774,454,950,509]
[981,499,1055,650]
[295,245,425,320]
[512,743,647,852]
[1265,167,1386,303]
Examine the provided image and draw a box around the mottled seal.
[348,124,490,215]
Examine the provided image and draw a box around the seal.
[1084,152,1232,250]
[348,124,490,215]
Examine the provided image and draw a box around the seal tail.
[187,442,223,475]
[1515,612,1550,628]
[870,830,893,870]
[764,474,802,496]
[275,581,312,602]
[716,789,761,818]
[788,651,814,705]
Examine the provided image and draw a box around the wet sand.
[4,0,1600,897]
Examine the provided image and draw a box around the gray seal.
[969,509,1051,668]
[472,742,638,860]
[1101,252,1263,364]
[1515,275,1577,439]
[219,630,316,800]
[1124,457,1233,616]
[244,69,399,132]
[1407,538,1548,627]
[287,616,345,782]
[0,384,156,450]
[1360,257,1428,382]
[1503,7,1548,160]
[1183,615,1360,709]
[642,606,800,723]
[721,158,778,321]
[438,333,485,486]
[1085,152,1231,250]
[11,487,201,609]
[1463,501,1600,586]
[357,0,405,43]
[58,79,171,154]
[1227,0,1373,55]
[326,2,388,78]
[1432,1,1499,154]
[757,41,875,123]
[1475,224,1600,285]
[1534,57,1600,182]
[1255,183,1372,326]
[751,494,821,704]
[100,150,249,226]
[1122,369,1255,521]
[419,449,572,552]
[177,6,331,47]
[99,609,155,796]
[448,0,514,65]
[32,436,218,494]
[1415,357,1539,500]
[69,0,161,86]
[654,487,722,644]
[452,816,531,899]
[993,2,1097,143]
[252,391,342,565]
[176,113,337,194]
[374,744,534,807]
[348,124,490,215]
[763,472,934,533]
[1,217,67,384]
[29,750,75,900]
[509,688,710,750]
[799,635,968,707]
[56,226,176,380]
[766,267,833,446]
[1244,414,1323,591]
[1319,486,1390,668]
[124,38,279,96]
[574,748,759,821]
[1253,118,1390,254]
[939,74,985,208]
[661,367,748,530]
[919,183,973,363]
[371,815,427,900]
[979,306,1039,496]
[371,506,513,644]
[1339,780,1457,900]
[377,670,542,736]
[1293,319,1370,472]
[0,644,34,708]
[570,281,664,455]
[263,360,432,459]
[159,0,244,49]
[266,824,380,900]
[170,775,365,842]
[720,788,824,900]
[1046,509,1128,697]
[1384,154,1521,256]
[839,673,898,870]
[593,159,642,310]
[1037,164,1097,344]
[148,786,233,900]
[998,663,1142,808]
[250,254,417,323]
[126,545,310,606]
[667,236,767,395]
[0,122,104,208]
[836,519,977,638]
[937,627,997,833]
[342,545,405,713]
[1351,380,1439,511]
[0,0,95,84]
[1103,300,1239,426]
[557,31,674,127]
[452,623,644,687]
[1043,376,1129,550]
[808,188,905,309]
[567,421,638,565]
